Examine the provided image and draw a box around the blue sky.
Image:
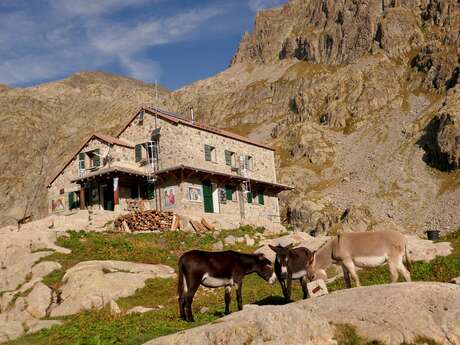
[0,0,286,90]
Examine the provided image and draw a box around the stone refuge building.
[47,106,292,229]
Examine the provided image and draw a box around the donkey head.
[269,243,293,274]
[254,253,274,282]
[305,251,327,281]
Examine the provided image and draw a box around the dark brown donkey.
[177,250,273,321]
[269,244,312,302]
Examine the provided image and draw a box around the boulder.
[109,300,121,315]
[451,277,460,285]
[211,241,224,251]
[144,283,460,345]
[31,261,62,280]
[0,321,24,343]
[49,260,175,317]
[223,236,236,245]
[25,282,52,319]
[127,306,154,314]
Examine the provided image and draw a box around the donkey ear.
[308,251,317,265]
[268,244,278,252]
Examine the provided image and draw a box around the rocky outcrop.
[232,0,459,67]
[420,89,460,170]
[49,260,176,317]
[144,282,460,345]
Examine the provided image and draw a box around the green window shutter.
[225,150,232,165]
[147,182,155,200]
[247,191,253,203]
[258,190,264,205]
[93,149,100,167]
[68,192,74,209]
[204,145,212,161]
[202,181,214,213]
[79,153,85,170]
[135,144,142,162]
[225,185,233,200]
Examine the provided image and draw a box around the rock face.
[49,260,176,317]
[145,282,460,345]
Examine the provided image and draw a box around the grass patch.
[7,227,459,345]
[334,324,384,345]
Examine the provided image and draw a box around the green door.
[202,181,214,213]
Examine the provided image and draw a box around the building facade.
[47,106,292,229]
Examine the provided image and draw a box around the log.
[201,218,215,231]
[190,220,207,233]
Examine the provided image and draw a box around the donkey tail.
[404,244,412,272]
[177,258,185,298]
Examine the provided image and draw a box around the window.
[253,189,264,205]
[146,140,158,165]
[204,144,216,162]
[246,190,253,203]
[135,144,143,162]
[243,155,253,170]
[224,150,235,166]
[80,149,100,170]
[225,184,236,201]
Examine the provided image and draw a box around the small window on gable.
[204,144,216,162]
[83,149,100,169]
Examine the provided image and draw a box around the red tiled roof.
[93,133,133,148]
[117,106,275,151]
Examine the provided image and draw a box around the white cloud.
[0,3,224,86]
[89,7,224,54]
[118,54,162,82]
[248,0,286,11]
[49,0,150,17]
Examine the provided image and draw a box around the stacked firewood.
[114,210,180,232]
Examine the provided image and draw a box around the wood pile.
[114,210,180,232]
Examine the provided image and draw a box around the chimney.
[190,107,195,123]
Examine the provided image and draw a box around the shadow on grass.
[254,295,286,306]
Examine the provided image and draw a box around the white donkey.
[306,230,412,287]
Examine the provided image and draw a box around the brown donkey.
[269,244,312,302]
[177,250,273,321]
[306,230,412,287]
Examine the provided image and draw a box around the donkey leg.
[224,286,232,315]
[343,260,361,287]
[396,256,411,282]
[178,294,186,320]
[184,280,200,322]
[279,278,288,301]
[388,260,399,283]
[341,264,352,288]
[286,273,293,302]
[236,281,243,311]
[300,277,309,299]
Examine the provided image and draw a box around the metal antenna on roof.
[190,107,195,123]
[154,80,158,104]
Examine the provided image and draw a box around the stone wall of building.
[48,138,114,213]
[119,112,278,183]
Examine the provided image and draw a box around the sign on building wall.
[219,188,227,204]
[187,186,202,202]
[51,197,65,212]
[164,187,176,208]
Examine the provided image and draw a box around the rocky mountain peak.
[231,0,459,70]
